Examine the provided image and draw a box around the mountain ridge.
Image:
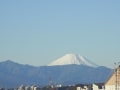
[0,60,113,88]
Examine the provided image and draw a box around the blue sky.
[0,0,120,67]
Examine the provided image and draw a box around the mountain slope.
[48,54,98,67]
[0,60,112,88]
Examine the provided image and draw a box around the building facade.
[105,66,120,90]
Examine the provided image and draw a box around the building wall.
[105,85,115,90]
[105,73,116,85]
[105,67,120,90]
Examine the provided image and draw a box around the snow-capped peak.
[48,54,98,67]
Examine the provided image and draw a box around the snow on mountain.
[48,54,98,67]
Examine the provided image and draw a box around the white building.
[25,86,30,90]
[92,83,105,90]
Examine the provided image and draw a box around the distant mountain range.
[0,54,113,88]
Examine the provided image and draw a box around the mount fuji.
[48,54,98,67]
